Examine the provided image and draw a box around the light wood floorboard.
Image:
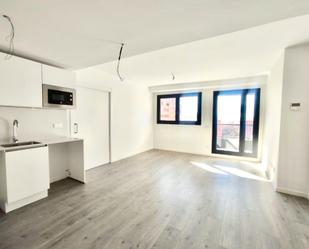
[0,150,308,249]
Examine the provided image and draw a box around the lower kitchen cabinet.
[0,146,50,213]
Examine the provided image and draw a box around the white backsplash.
[0,107,70,142]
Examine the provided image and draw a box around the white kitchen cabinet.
[42,64,76,88]
[0,146,49,213]
[0,52,42,107]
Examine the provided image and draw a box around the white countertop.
[38,137,83,145]
[0,137,83,152]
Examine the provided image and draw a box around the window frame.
[211,88,260,158]
[157,92,202,125]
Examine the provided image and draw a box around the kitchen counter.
[39,137,83,145]
[0,136,85,213]
[0,137,83,152]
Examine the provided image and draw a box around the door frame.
[212,88,260,158]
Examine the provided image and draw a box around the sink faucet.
[12,119,19,143]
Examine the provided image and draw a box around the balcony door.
[212,88,260,157]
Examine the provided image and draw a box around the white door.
[71,87,110,170]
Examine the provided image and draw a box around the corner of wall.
[262,52,285,189]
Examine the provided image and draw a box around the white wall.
[110,83,153,162]
[76,69,153,162]
[276,44,309,197]
[153,77,266,161]
[154,89,212,155]
[262,54,284,184]
[0,107,70,142]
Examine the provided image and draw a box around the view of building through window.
[160,98,176,121]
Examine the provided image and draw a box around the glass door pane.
[244,93,255,153]
[216,94,241,152]
[212,89,260,157]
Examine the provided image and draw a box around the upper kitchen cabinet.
[0,53,42,108]
[42,65,76,88]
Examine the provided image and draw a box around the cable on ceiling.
[117,43,125,82]
[2,14,15,59]
[1,15,125,80]
[99,38,125,82]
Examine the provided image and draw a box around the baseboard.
[265,168,271,180]
[276,187,309,199]
[110,147,154,164]
[154,147,261,163]
[3,190,48,213]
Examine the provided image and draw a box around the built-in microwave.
[42,84,76,109]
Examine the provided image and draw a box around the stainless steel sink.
[1,141,42,148]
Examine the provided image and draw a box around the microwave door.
[42,84,76,109]
[48,89,73,105]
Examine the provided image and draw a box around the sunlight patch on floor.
[190,161,228,175]
[213,164,267,181]
[190,160,268,181]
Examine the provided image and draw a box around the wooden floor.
[0,150,309,249]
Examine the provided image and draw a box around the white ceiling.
[76,14,309,87]
[1,0,309,69]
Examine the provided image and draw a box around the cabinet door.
[42,65,76,88]
[0,53,42,107]
[5,147,49,203]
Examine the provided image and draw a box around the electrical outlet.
[53,123,63,129]
[290,103,301,111]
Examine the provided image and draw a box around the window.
[157,92,202,125]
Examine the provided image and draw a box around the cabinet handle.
[74,123,78,134]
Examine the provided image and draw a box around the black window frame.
[212,88,260,158]
[157,92,202,125]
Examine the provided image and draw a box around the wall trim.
[110,148,154,164]
[150,75,268,93]
[76,82,112,92]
